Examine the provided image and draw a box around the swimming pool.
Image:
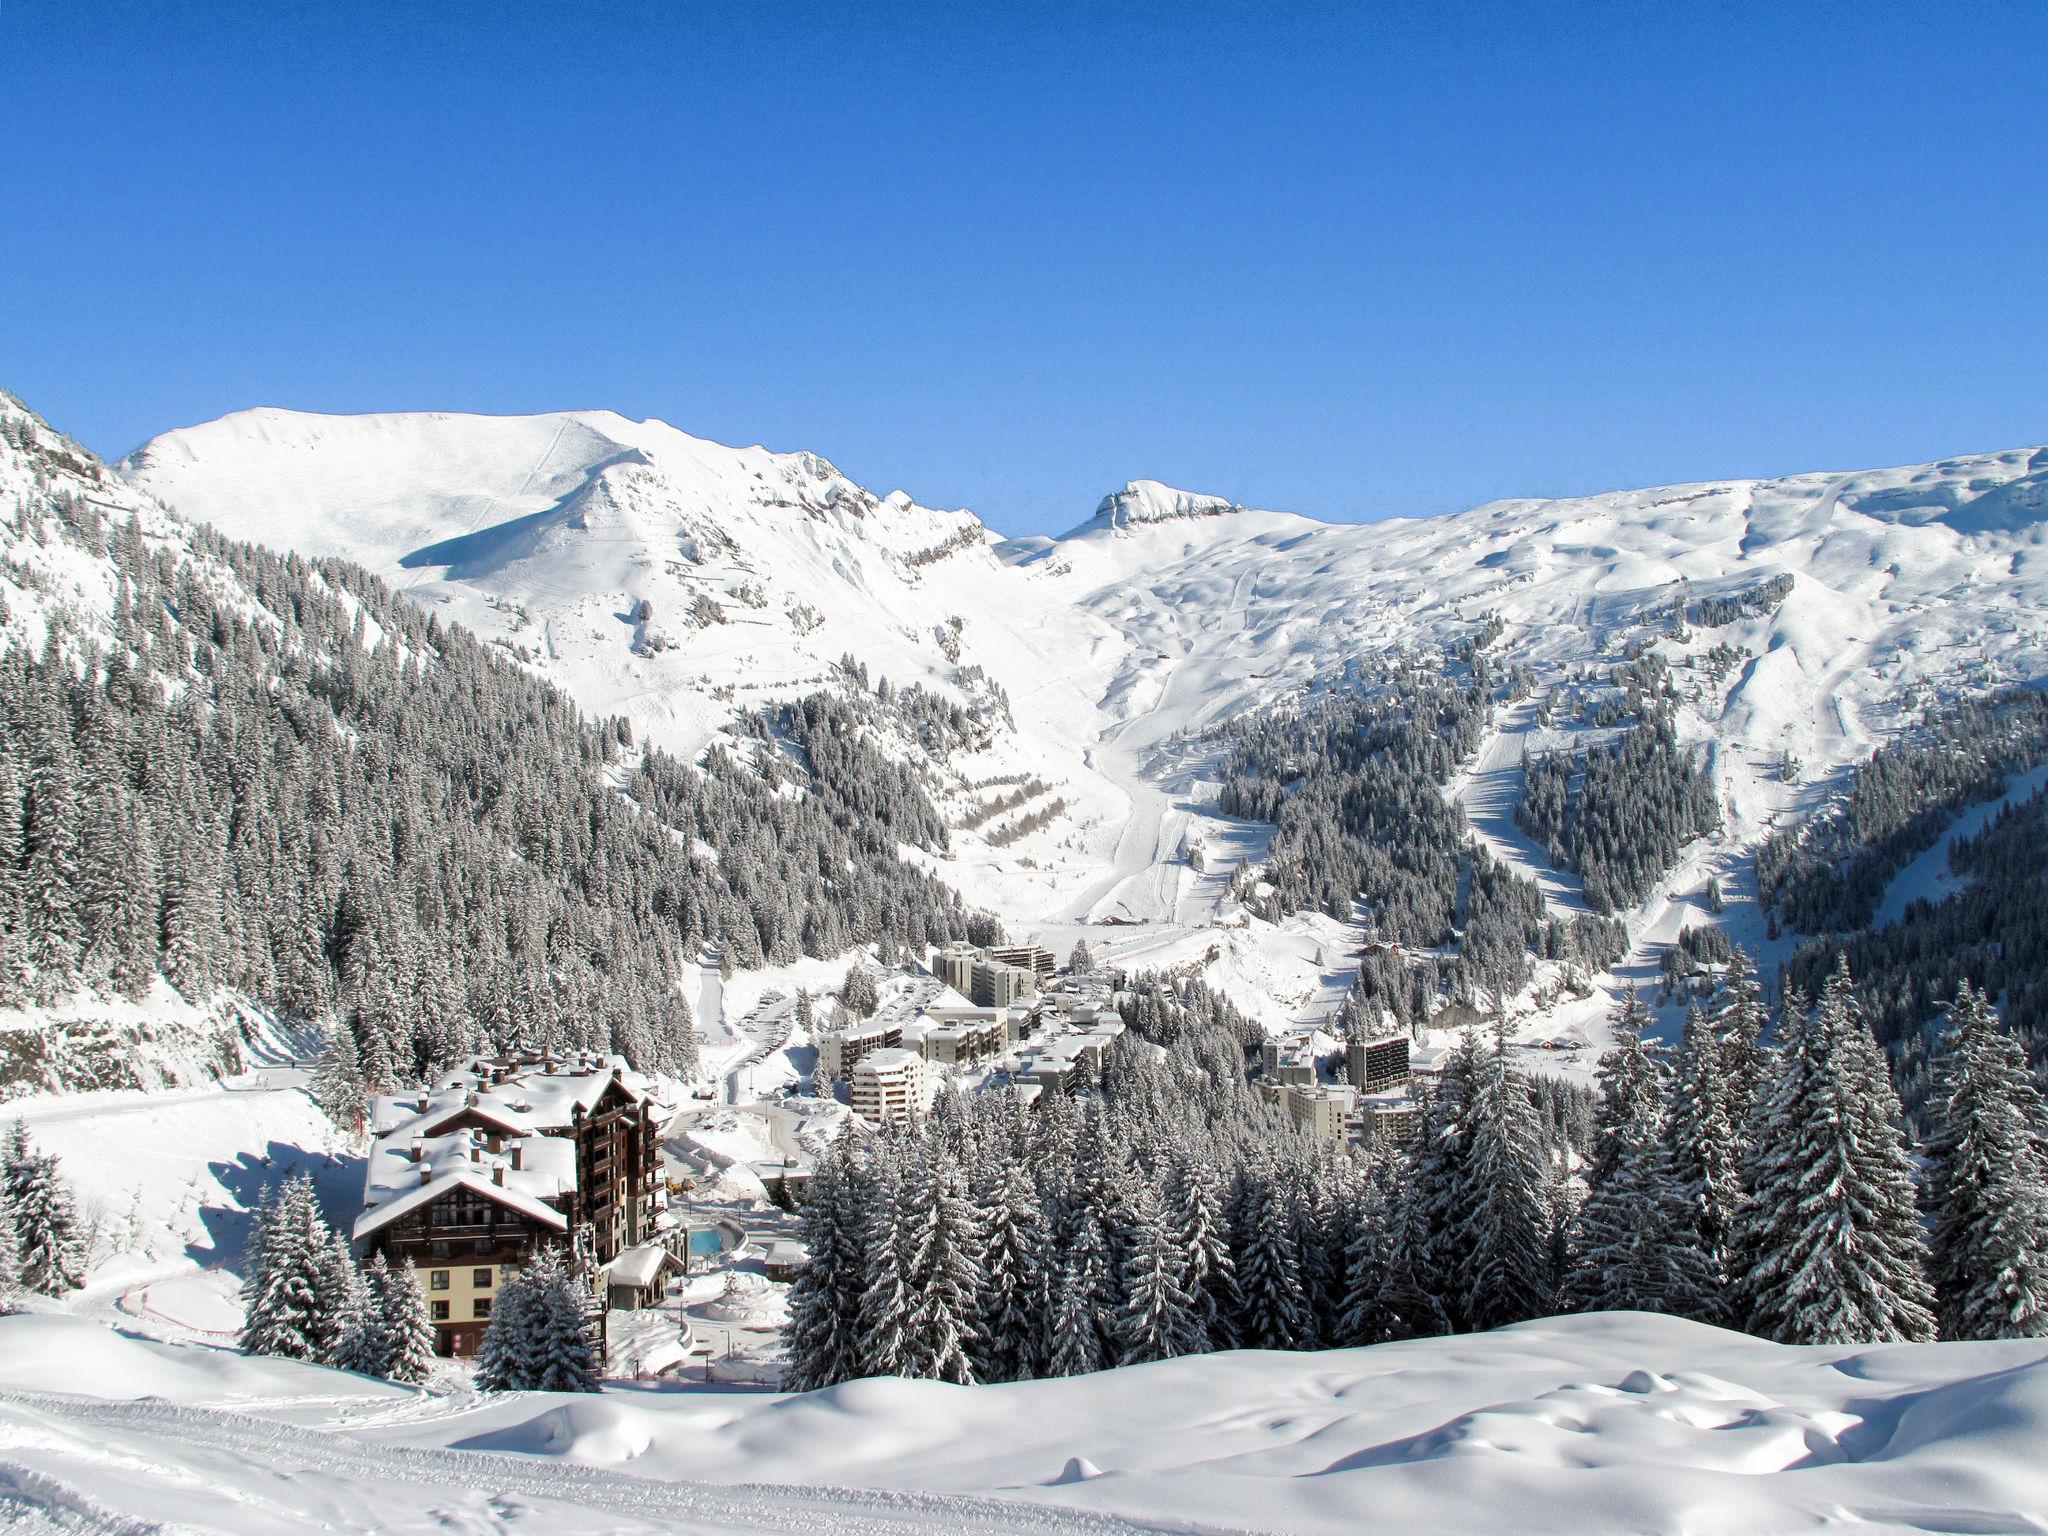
[686,1227,726,1256]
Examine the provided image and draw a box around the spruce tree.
[1455,1028,1551,1328]
[1230,1165,1308,1350]
[4,1122,84,1296]
[524,1248,603,1392]
[1734,963,1937,1344]
[1664,999,1744,1302]
[0,1171,20,1310]
[973,1155,1047,1382]
[782,1142,861,1390]
[381,1257,439,1385]
[310,1022,367,1133]
[1567,989,1706,1315]
[1923,982,2048,1340]
[897,1149,983,1384]
[1114,1184,1198,1364]
[239,1175,347,1360]
[1165,1154,1234,1351]
[854,1142,911,1377]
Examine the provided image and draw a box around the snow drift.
[3,1311,2048,1533]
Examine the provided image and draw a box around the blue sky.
[3,1,2043,536]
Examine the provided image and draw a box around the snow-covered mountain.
[124,410,2048,1034]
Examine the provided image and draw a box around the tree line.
[0,399,991,1093]
[783,947,2048,1392]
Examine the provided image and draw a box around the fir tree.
[782,1142,863,1390]
[1664,1000,1744,1302]
[897,1149,983,1384]
[475,1248,599,1392]
[1567,989,1709,1315]
[974,1155,1048,1382]
[380,1257,439,1385]
[310,1022,367,1133]
[1734,963,1937,1344]
[854,1142,911,1377]
[1455,1027,1551,1328]
[1165,1155,1234,1351]
[239,1174,346,1361]
[1923,982,2048,1340]
[4,1122,84,1296]
[1230,1165,1308,1350]
[1114,1184,1199,1365]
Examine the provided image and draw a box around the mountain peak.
[1092,479,1243,531]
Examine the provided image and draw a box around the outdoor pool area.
[684,1221,744,1257]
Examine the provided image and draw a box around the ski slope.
[5,1311,2048,1534]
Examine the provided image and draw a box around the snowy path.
[0,1390,1208,1536]
[1448,697,1591,916]
[1871,761,2048,928]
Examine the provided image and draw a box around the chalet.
[353,1050,670,1357]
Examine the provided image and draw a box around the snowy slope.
[5,1310,2048,1534]
[121,409,1143,928]
[124,412,2048,1032]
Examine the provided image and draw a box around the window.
[472,1268,492,1288]
[429,1269,449,1291]
[430,1301,449,1321]
[473,1298,492,1319]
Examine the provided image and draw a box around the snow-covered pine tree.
[239,1174,347,1360]
[333,1250,390,1377]
[1164,1154,1234,1352]
[380,1257,438,1384]
[1114,1183,1199,1365]
[854,1140,911,1377]
[1923,981,2048,1340]
[1334,1156,1393,1346]
[1567,988,1711,1315]
[1402,1031,1483,1328]
[1047,1246,1104,1377]
[309,1022,367,1133]
[1663,999,1744,1302]
[474,1269,535,1390]
[525,1248,603,1392]
[4,1122,84,1296]
[1454,1026,1552,1328]
[973,1155,1047,1382]
[1734,963,1937,1344]
[782,1141,863,1390]
[1711,946,1770,1137]
[841,963,879,1019]
[0,1169,20,1310]
[1230,1163,1308,1350]
[475,1248,600,1391]
[898,1147,984,1383]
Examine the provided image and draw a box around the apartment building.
[850,1047,926,1126]
[817,1019,903,1081]
[1347,1031,1412,1093]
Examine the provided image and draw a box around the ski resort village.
[8,6,2048,1525]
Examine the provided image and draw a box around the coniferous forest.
[0,404,986,1088]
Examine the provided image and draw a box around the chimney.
[408,1142,423,1162]
[417,1167,432,1186]
[493,1165,506,1186]
[511,1145,523,1171]
[416,1096,429,1113]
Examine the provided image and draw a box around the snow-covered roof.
[854,1048,923,1075]
[355,1118,580,1242]
[368,1051,668,1143]
[602,1242,678,1289]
